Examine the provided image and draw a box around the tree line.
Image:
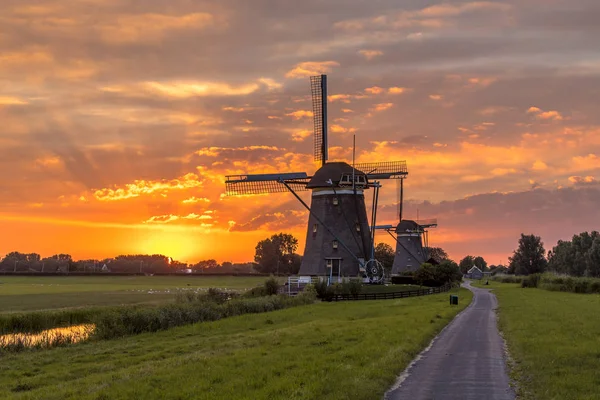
[0,252,259,274]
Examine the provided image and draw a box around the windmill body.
[391,220,426,274]
[299,162,372,280]
[225,75,408,284]
[390,218,438,275]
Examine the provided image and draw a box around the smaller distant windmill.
[378,179,438,275]
[225,75,408,284]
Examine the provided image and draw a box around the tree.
[414,260,462,287]
[458,255,475,274]
[508,234,548,275]
[254,233,299,275]
[435,260,463,284]
[473,256,488,271]
[548,240,574,275]
[374,243,395,276]
[425,247,448,263]
[414,263,437,286]
[586,237,600,277]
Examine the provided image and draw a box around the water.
[0,324,95,349]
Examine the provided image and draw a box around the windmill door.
[326,258,341,284]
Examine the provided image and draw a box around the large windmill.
[225,75,408,283]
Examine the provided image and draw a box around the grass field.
[0,288,471,400]
[0,276,271,312]
[478,281,600,399]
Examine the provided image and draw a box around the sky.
[1,0,600,265]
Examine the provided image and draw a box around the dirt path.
[384,281,515,400]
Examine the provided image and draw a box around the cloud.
[358,50,383,60]
[371,103,394,112]
[285,110,314,119]
[527,106,564,121]
[0,96,29,105]
[388,87,407,94]
[94,173,203,201]
[285,61,340,79]
[568,176,596,185]
[365,86,385,95]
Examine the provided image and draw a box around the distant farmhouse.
[465,266,484,280]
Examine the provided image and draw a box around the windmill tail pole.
[321,74,328,166]
[370,182,380,261]
[399,178,404,222]
[280,180,365,269]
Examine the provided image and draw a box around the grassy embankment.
[0,276,271,312]
[0,288,471,400]
[474,280,600,399]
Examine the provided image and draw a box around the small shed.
[466,266,484,280]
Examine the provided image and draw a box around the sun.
[135,230,200,262]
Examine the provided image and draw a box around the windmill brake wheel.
[364,259,385,283]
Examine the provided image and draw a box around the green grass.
[0,288,472,399]
[0,276,271,312]
[481,281,600,399]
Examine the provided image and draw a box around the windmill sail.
[225,172,310,195]
[310,75,328,166]
[354,161,408,180]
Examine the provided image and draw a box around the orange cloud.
[388,87,407,94]
[371,103,394,112]
[358,50,383,60]
[285,110,313,119]
[93,173,203,201]
[290,129,312,142]
[527,106,564,121]
[0,96,29,105]
[429,94,443,100]
[182,197,210,204]
[365,86,385,95]
[285,61,340,79]
[568,176,596,184]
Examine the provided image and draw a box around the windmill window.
[313,224,318,233]
[333,198,339,205]
[355,224,361,232]
[356,175,367,185]
[326,259,333,268]
[332,240,338,249]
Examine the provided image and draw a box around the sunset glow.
[1,0,600,265]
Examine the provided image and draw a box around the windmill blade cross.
[225,172,310,196]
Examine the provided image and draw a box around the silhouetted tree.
[425,247,449,263]
[254,233,299,275]
[508,234,547,275]
[375,243,395,276]
[458,255,475,274]
[473,256,488,271]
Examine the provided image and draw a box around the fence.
[330,283,453,302]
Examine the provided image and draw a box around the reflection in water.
[0,324,95,349]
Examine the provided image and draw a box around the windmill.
[225,75,408,284]
[385,178,438,274]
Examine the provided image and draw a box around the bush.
[264,276,280,296]
[242,286,268,298]
[314,280,335,301]
[492,274,524,284]
[521,273,541,288]
[535,273,600,295]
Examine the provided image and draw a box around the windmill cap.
[307,161,367,189]
[396,219,423,233]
